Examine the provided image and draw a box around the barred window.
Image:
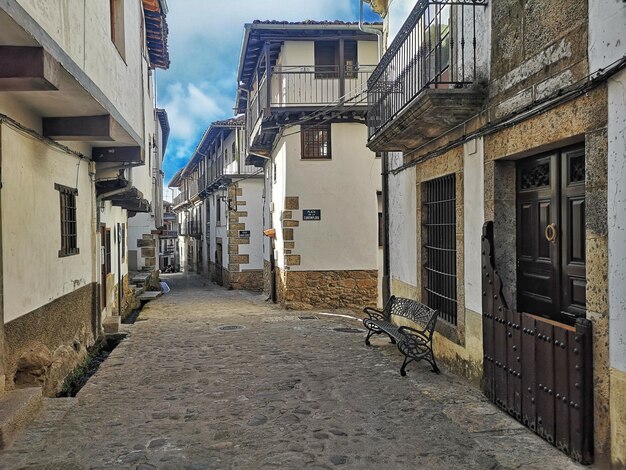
[301,124,331,159]
[423,174,457,324]
[56,184,79,257]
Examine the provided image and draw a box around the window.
[232,142,236,163]
[216,198,222,226]
[378,212,383,247]
[105,229,112,274]
[314,41,358,78]
[301,124,331,159]
[119,223,126,261]
[423,174,457,324]
[109,0,126,59]
[56,184,79,257]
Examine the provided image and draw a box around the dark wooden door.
[516,145,585,324]
[215,242,223,286]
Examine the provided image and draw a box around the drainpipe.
[359,0,384,58]
[360,0,390,304]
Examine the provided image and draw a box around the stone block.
[282,210,293,220]
[234,211,247,218]
[230,254,249,265]
[283,228,294,241]
[283,220,299,228]
[285,197,299,210]
[137,239,155,248]
[141,247,155,258]
[230,223,245,230]
[231,238,250,245]
[586,235,608,316]
[228,264,240,272]
[285,255,300,266]
[284,242,295,249]
[237,200,246,206]
[228,245,239,255]
[228,230,239,238]
[144,257,156,267]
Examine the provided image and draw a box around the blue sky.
[157,1,380,189]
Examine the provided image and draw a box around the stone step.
[132,286,145,296]
[130,272,150,285]
[138,291,162,302]
[103,315,121,334]
[0,387,43,448]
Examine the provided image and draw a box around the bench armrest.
[363,306,387,321]
[397,325,430,343]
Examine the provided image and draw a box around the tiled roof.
[142,0,170,69]
[213,115,245,127]
[156,109,170,154]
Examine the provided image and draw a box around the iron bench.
[363,295,440,376]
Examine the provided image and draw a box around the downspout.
[360,0,390,304]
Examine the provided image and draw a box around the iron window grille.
[56,184,79,257]
[301,124,331,159]
[424,174,457,324]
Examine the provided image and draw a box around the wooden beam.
[92,146,143,163]
[43,115,116,141]
[0,46,60,91]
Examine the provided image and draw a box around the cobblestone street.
[1,274,584,469]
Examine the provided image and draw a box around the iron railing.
[160,230,178,238]
[367,0,486,138]
[173,192,186,206]
[247,64,375,138]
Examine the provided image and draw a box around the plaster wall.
[16,0,147,135]
[269,139,288,269]
[387,151,417,294]
[127,211,155,271]
[236,179,264,271]
[463,138,485,314]
[1,124,94,323]
[282,123,380,272]
[588,0,626,73]
[99,201,128,317]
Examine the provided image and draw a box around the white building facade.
[0,0,169,396]
[236,21,383,309]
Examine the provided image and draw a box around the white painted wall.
[1,124,95,323]
[237,179,264,271]
[16,0,147,135]
[99,201,129,316]
[607,68,626,373]
[463,138,485,313]
[588,0,626,73]
[270,139,288,269]
[278,123,380,271]
[387,151,417,289]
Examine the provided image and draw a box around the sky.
[156,0,381,191]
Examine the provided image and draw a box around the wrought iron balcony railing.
[247,64,375,141]
[367,0,486,139]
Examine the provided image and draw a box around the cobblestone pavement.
[1,273,585,469]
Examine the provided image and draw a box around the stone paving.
[1,273,585,469]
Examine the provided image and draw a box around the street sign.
[303,209,321,221]
[239,230,251,238]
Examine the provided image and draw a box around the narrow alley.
[1,275,582,469]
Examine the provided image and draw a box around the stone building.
[0,0,169,396]
[169,117,264,290]
[235,21,384,309]
[366,0,626,466]
[159,200,179,272]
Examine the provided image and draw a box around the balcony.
[247,64,374,158]
[367,1,486,153]
[160,230,178,238]
[187,221,202,239]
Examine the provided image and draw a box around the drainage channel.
[56,333,125,398]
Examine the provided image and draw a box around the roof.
[236,21,383,112]
[168,168,183,188]
[142,0,170,69]
[175,116,244,180]
[156,108,170,154]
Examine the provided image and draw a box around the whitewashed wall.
[1,124,94,323]
[16,0,147,136]
[282,123,380,271]
[99,201,129,316]
[238,179,264,271]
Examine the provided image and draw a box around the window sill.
[59,248,80,258]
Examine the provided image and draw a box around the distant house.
[235,20,384,309]
[169,117,264,290]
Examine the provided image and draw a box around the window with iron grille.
[423,174,457,324]
[56,184,79,257]
[301,124,331,159]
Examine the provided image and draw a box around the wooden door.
[516,144,586,324]
[215,242,223,286]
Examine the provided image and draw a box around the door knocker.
[544,223,557,244]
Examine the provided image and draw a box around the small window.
[301,124,331,159]
[314,41,358,79]
[109,0,126,59]
[217,198,222,225]
[378,212,383,247]
[105,229,112,274]
[56,184,79,257]
[232,142,236,163]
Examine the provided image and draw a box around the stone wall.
[4,283,97,397]
[263,260,272,298]
[278,269,378,310]
[113,275,141,320]
[227,271,263,292]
